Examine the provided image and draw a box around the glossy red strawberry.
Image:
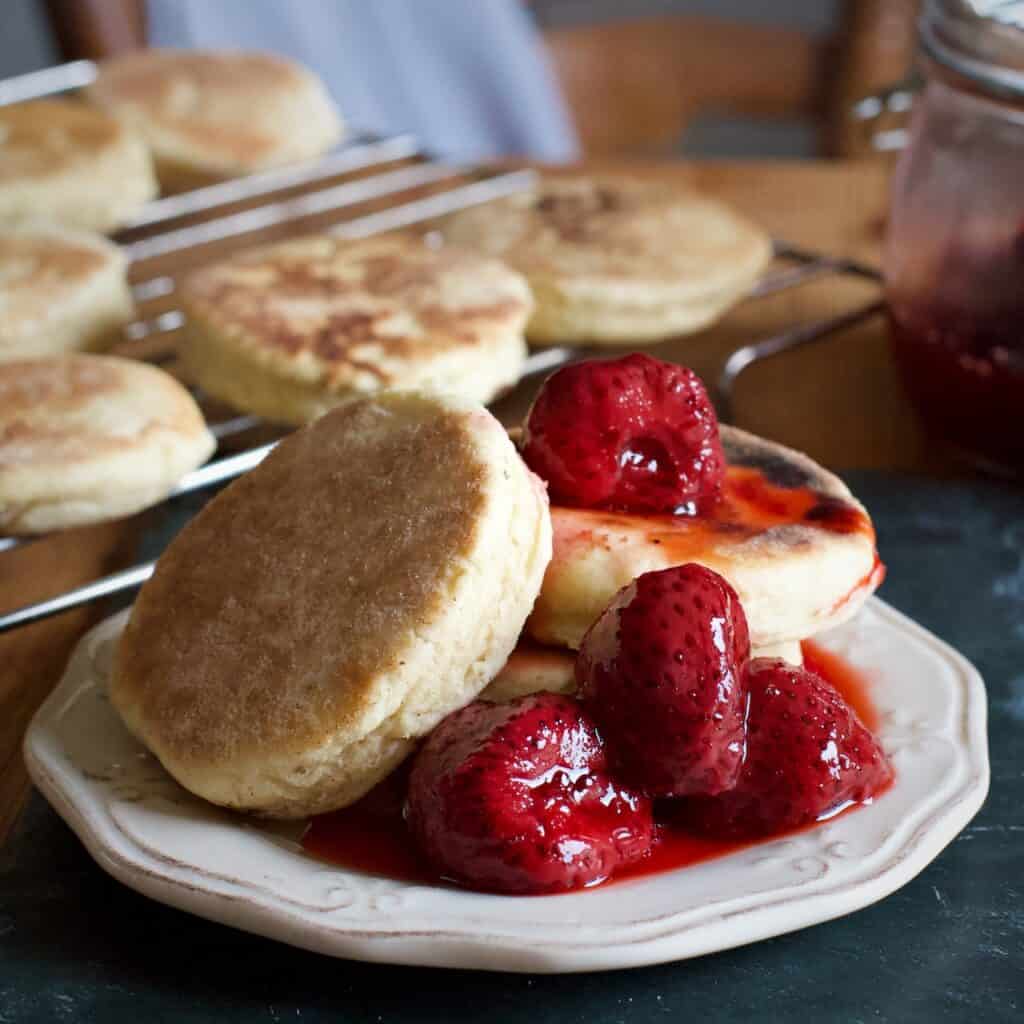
[406,694,654,894]
[521,353,725,514]
[677,658,893,838]
[576,564,751,797]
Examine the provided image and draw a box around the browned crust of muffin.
[113,394,490,766]
[0,233,107,281]
[441,176,772,291]
[0,355,203,467]
[181,234,530,388]
[0,100,124,183]
[87,50,323,167]
[721,425,855,503]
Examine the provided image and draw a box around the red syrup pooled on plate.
[302,640,889,891]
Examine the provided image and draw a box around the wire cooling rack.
[0,61,884,633]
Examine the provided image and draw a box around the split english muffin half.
[527,425,882,655]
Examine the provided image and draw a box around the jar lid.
[921,0,1024,97]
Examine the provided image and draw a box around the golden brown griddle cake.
[0,225,133,360]
[110,391,552,819]
[86,49,343,190]
[441,176,772,345]
[0,354,214,533]
[0,99,156,232]
[181,233,532,424]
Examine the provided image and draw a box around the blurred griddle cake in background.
[439,176,771,344]
[0,224,133,359]
[0,98,157,231]
[84,49,344,191]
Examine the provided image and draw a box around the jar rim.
[921,0,1024,99]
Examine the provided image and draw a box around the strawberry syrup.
[545,465,876,581]
[803,639,880,732]
[302,641,886,891]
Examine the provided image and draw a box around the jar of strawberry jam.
[885,0,1024,473]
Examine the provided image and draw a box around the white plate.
[24,598,988,974]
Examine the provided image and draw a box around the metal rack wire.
[0,61,884,634]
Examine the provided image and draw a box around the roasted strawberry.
[406,694,654,894]
[677,658,893,838]
[520,353,725,514]
[576,564,751,797]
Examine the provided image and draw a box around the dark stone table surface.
[1,472,1021,1023]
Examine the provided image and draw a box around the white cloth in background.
[145,0,580,161]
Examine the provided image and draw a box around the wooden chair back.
[43,0,145,61]
[541,2,921,158]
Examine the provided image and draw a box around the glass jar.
[885,0,1024,474]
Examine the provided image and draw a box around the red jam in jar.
[885,4,1024,474]
[887,256,1024,473]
